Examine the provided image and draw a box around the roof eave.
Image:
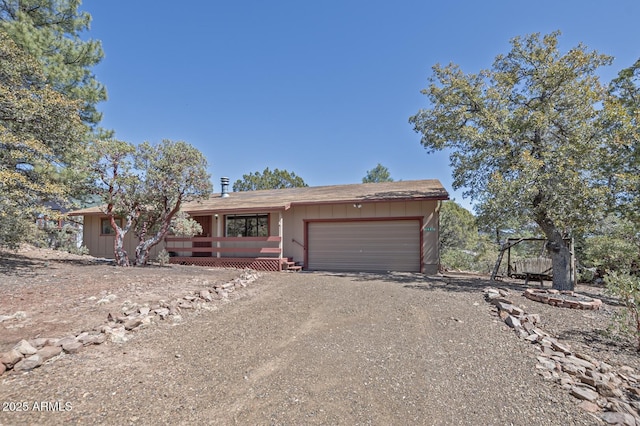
[288,195,450,207]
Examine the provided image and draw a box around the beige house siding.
[83,216,162,260]
[282,200,440,274]
[75,179,447,273]
[82,200,440,272]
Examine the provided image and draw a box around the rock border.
[0,270,261,376]
[523,288,603,310]
[485,287,639,425]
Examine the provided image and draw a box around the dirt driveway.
[0,252,609,425]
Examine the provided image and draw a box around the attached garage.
[73,179,448,273]
[306,219,421,272]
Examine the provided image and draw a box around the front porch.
[164,235,302,272]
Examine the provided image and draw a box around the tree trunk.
[134,220,170,266]
[113,229,129,267]
[134,242,150,266]
[535,214,573,291]
[111,217,130,267]
[134,232,166,266]
[106,204,137,267]
[133,203,182,267]
[547,235,573,291]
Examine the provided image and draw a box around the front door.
[192,215,212,257]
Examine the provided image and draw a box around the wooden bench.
[511,257,552,286]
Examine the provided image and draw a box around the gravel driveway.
[0,271,599,425]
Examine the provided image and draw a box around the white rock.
[62,341,83,354]
[600,411,636,426]
[78,334,107,346]
[13,354,43,371]
[13,311,27,320]
[37,346,62,362]
[536,356,556,371]
[28,338,48,349]
[199,290,213,302]
[570,385,599,402]
[96,294,117,305]
[0,349,24,368]
[154,308,170,319]
[565,355,596,370]
[105,327,128,344]
[14,339,38,356]
[55,336,78,348]
[505,315,521,329]
[124,318,143,330]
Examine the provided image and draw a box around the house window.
[101,218,122,235]
[225,214,269,237]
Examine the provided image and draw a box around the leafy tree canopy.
[607,59,640,222]
[0,0,107,130]
[439,200,478,252]
[580,215,639,275]
[0,32,86,247]
[439,200,495,273]
[232,167,307,191]
[92,139,213,266]
[410,31,617,290]
[362,163,394,183]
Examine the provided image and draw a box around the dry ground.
[0,246,638,425]
[0,246,240,353]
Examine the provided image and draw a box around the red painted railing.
[164,236,282,257]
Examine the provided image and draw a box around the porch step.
[283,259,303,272]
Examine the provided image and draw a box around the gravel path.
[1,272,599,425]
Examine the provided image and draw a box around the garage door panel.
[307,220,420,272]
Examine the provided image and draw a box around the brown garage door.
[307,220,420,272]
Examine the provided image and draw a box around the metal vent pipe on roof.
[220,177,230,198]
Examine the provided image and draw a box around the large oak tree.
[409,31,615,290]
[92,139,213,266]
[92,139,139,266]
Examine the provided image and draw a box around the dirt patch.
[0,246,241,352]
[1,249,638,425]
[443,272,638,370]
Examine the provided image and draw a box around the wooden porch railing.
[164,236,282,256]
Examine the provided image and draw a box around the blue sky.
[82,1,640,211]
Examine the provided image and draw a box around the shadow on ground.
[557,327,637,358]
[0,250,109,276]
[310,271,495,294]
[307,270,622,306]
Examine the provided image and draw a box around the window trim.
[100,217,122,236]
[224,213,270,237]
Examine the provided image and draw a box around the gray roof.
[70,179,449,215]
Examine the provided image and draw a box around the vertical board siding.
[307,220,420,272]
[83,215,161,260]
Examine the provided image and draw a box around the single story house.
[71,179,449,273]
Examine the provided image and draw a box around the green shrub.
[31,222,85,254]
[583,234,637,273]
[441,245,497,274]
[157,249,171,266]
[605,270,640,351]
